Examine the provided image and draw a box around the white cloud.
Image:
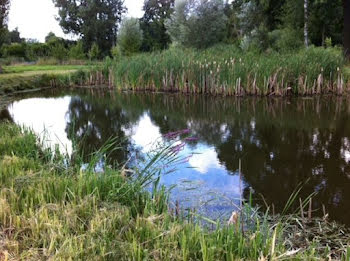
[188,146,222,174]
[129,113,162,151]
[8,0,144,42]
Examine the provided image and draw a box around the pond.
[2,89,350,225]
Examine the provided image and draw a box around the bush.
[88,43,100,60]
[26,43,50,61]
[111,45,122,60]
[268,28,303,52]
[50,42,68,62]
[117,18,143,56]
[69,41,86,60]
[1,43,27,58]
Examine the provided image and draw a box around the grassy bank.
[1,122,350,260]
[108,45,347,96]
[0,65,105,96]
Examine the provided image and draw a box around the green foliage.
[25,42,50,61]
[268,28,303,52]
[325,37,332,48]
[165,0,228,49]
[111,45,122,60]
[88,42,100,60]
[1,43,27,58]
[140,0,174,52]
[50,42,68,62]
[107,44,345,95]
[45,31,58,43]
[117,18,143,56]
[69,41,86,60]
[0,122,349,260]
[53,0,126,56]
[0,0,10,33]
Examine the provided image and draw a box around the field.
[0,122,350,260]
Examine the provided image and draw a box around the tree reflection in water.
[4,89,350,225]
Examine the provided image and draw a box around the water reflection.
[0,108,13,122]
[4,90,350,224]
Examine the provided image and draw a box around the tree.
[344,0,350,58]
[117,18,143,56]
[53,0,126,56]
[166,0,228,49]
[0,0,10,30]
[140,0,174,52]
[309,0,343,46]
[0,0,10,72]
[45,32,58,43]
[304,0,309,47]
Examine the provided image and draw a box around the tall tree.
[118,18,143,56]
[53,0,126,56]
[140,0,174,51]
[0,0,10,72]
[166,0,227,49]
[309,0,343,46]
[344,0,350,58]
[304,0,309,47]
[0,0,10,29]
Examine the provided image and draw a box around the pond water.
[2,89,350,225]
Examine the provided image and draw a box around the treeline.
[118,0,348,55]
[0,0,349,64]
[0,29,101,64]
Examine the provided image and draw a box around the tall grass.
[1,122,349,260]
[107,45,347,96]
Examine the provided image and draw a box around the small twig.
[299,198,305,225]
[308,198,312,220]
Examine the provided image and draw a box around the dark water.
[2,89,350,224]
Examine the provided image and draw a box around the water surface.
[2,89,350,224]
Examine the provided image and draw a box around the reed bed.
[107,45,347,96]
[1,122,350,260]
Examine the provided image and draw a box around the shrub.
[50,42,68,62]
[268,28,303,52]
[1,43,27,58]
[69,41,86,60]
[111,45,122,60]
[88,43,100,60]
[117,18,143,56]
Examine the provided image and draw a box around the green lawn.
[0,64,92,95]
[2,64,89,74]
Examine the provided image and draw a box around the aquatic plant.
[106,45,347,96]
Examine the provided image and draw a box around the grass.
[345,64,350,79]
[106,45,347,96]
[1,122,350,260]
[0,65,98,96]
[1,65,89,75]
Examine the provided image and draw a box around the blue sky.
[8,0,145,42]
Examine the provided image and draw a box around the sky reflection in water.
[4,90,350,224]
[7,94,242,218]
